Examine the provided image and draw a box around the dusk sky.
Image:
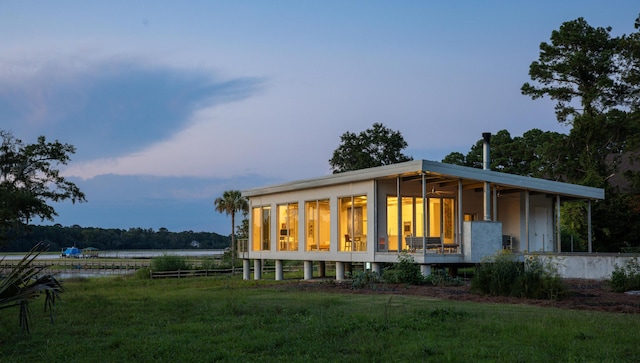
[1,2,637,235]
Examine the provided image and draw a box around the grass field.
[1,275,638,362]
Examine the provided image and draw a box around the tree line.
[0,225,230,252]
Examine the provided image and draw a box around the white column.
[303,260,313,280]
[588,200,593,253]
[253,259,262,280]
[420,264,432,276]
[556,195,561,252]
[336,261,345,281]
[275,260,283,281]
[243,259,251,280]
[525,190,530,252]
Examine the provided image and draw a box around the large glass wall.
[339,195,367,251]
[305,199,330,251]
[277,203,299,251]
[251,206,270,251]
[428,198,455,243]
[387,196,454,251]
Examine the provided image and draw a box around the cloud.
[48,173,281,233]
[0,57,265,160]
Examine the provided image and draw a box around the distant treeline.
[1,224,230,252]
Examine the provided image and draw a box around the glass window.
[305,199,330,251]
[251,206,270,251]
[277,203,298,251]
[339,195,367,252]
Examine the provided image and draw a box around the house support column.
[318,261,326,277]
[587,200,593,253]
[336,261,345,281]
[243,259,250,280]
[525,190,530,252]
[275,260,283,281]
[371,262,382,275]
[303,260,313,280]
[556,195,561,252]
[420,264,432,276]
[253,259,262,280]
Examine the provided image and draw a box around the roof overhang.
[242,160,604,200]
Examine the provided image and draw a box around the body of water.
[1,249,225,260]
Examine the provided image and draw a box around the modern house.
[240,135,605,280]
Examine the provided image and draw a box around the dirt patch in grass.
[282,278,640,314]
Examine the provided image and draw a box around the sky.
[1,1,637,235]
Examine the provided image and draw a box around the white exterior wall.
[534,254,639,280]
[247,180,376,263]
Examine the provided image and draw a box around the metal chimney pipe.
[482,132,491,221]
[482,132,491,170]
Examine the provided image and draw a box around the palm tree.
[214,190,248,275]
[0,242,63,333]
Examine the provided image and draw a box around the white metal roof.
[242,159,604,200]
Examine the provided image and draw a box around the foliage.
[329,122,413,173]
[442,129,566,178]
[471,251,523,296]
[0,242,63,333]
[350,270,382,290]
[2,277,639,362]
[382,251,425,285]
[609,258,640,293]
[0,130,86,241]
[214,190,249,275]
[471,251,565,300]
[423,269,464,287]
[513,257,566,300]
[149,254,192,272]
[0,224,229,252]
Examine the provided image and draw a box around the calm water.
[1,249,226,278]
[1,249,225,260]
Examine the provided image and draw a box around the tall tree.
[521,15,640,251]
[329,123,413,173]
[442,129,566,179]
[0,130,86,242]
[214,190,248,274]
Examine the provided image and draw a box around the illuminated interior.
[277,203,299,251]
[305,199,331,251]
[251,206,270,251]
[387,196,455,251]
[339,195,367,251]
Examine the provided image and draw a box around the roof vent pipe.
[482,132,491,170]
[482,132,491,221]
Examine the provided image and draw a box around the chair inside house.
[344,234,352,251]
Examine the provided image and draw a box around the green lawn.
[1,275,638,362]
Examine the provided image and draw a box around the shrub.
[424,269,464,287]
[471,251,565,300]
[382,252,425,285]
[133,267,151,279]
[610,258,640,293]
[512,257,566,299]
[150,255,191,272]
[351,271,382,289]
[471,251,522,296]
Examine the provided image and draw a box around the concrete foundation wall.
[532,254,639,280]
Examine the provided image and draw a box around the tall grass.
[0,276,638,362]
[472,251,565,299]
[610,257,640,292]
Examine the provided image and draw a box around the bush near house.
[471,251,565,300]
[378,252,463,287]
[610,258,640,293]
